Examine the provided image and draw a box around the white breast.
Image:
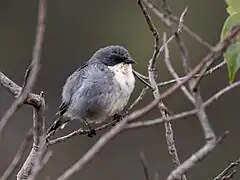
[108,63,135,93]
[108,63,135,115]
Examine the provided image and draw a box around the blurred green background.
[1,0,240,180]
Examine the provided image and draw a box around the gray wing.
[61,63,89,104]
[66,63,116,121]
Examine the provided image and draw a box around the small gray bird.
[47,45,136,138]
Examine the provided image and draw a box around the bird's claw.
[87,128,96,138]
[112,113,124,126]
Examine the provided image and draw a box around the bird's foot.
[112,113,124,126]
[87,128,96,138]
[83,118,97,138]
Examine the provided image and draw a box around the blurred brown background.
[0,0,240,180]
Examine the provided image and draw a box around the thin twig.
[162,34,187,180]
[214,158,240,180]
[133,70,149,80]
[0,130,33,180]
[0,0,46,140]
[127,87,148,112]
[163,33,195,104]
[0,72,42,107]
[140,152,152,180]
[191,25,240,91]
[144,0,213,49]
[175,8,191,75]
[16,0,47,172]
[166,8,221,179]
[48,118,119,146]
[158,61,226,87]
[127,79,240,129]
[138,1,186,179]
[133,70,153,89]
[167,134,224,180]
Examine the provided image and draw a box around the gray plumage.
[47,45,136,137]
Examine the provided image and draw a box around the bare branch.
[28,149,52,180]
[214,158,240,180]
[167,134,226,180]
[138,1,186,180]
[127,79,240,130]
[48,119,118,146]
[191,25,240,91]
[133,70,153,89]
[158,61,225,87]
[0,0,46,140]
[17,91,46,180]
[143,0,213,49]
[132,70,149,80]
[127,87,148,112]
[0,72,42,107]
[127,109,196,130]
[165,12,235,180]
[163,33,195,104]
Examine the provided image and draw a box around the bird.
[46,45,136,139]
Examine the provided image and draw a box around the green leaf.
[224,43,240,83]
[225,0,240,14]
[221,12,240,83]
[221,12,240,40]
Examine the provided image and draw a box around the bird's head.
[92,45,136,66]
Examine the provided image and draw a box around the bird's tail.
[46,113,70,140]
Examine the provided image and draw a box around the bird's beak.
[125,57,137,64]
